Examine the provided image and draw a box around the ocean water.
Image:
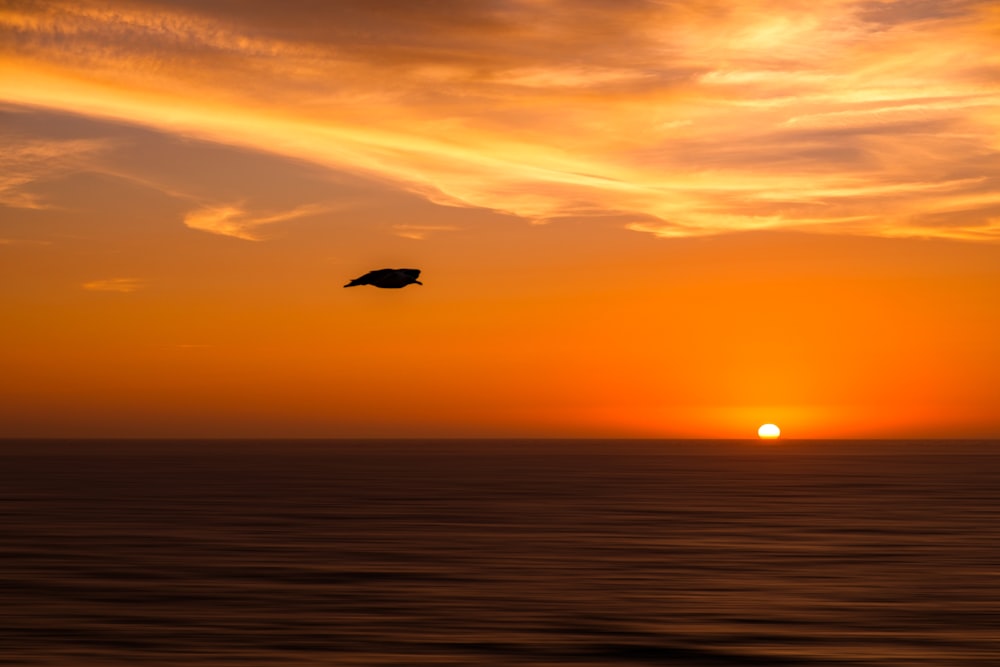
[2,439,1000,666]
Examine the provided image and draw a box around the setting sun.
[758,424,781,439]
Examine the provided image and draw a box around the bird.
[344,268,422,289]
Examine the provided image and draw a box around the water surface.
[3,439,999,665]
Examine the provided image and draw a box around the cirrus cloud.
[0,134,112,210]
[182,203,333,240]
[82,277,146,293]
[2,0,998,241]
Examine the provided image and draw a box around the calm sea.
[2,439,999,666]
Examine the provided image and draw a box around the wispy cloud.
[183,203,329,240]
[0,136,111,209]
[0,238,51,246]
[2,0,998,240]
[391,224,460,240]
[82,277,145,292]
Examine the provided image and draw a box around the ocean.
[2,439,999,666]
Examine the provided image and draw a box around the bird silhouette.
[344,268,422,289]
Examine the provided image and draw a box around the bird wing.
[398,268,421,279]
[344,269,383,287]
[358,268,395,282]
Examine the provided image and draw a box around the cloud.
[391,224,460,240]
[82,277,145,292]
[2,0,999,240]
[0,136,111,209]
[0,238,51,246]
[183,203,329,240]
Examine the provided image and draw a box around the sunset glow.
[2,1,999,438]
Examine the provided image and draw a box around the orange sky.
[2,0,999,438]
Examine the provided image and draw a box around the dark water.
[3,439,1000,666]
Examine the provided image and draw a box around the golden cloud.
[82,277,146,293]
[0,136,112,209]
[2,0,998,240]
[391,224,460,240]
[183,203,330,240]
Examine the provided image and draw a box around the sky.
[2,0,999,439]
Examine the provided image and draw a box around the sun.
[757,423,781,439]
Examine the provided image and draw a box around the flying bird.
[344,268,422,289]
